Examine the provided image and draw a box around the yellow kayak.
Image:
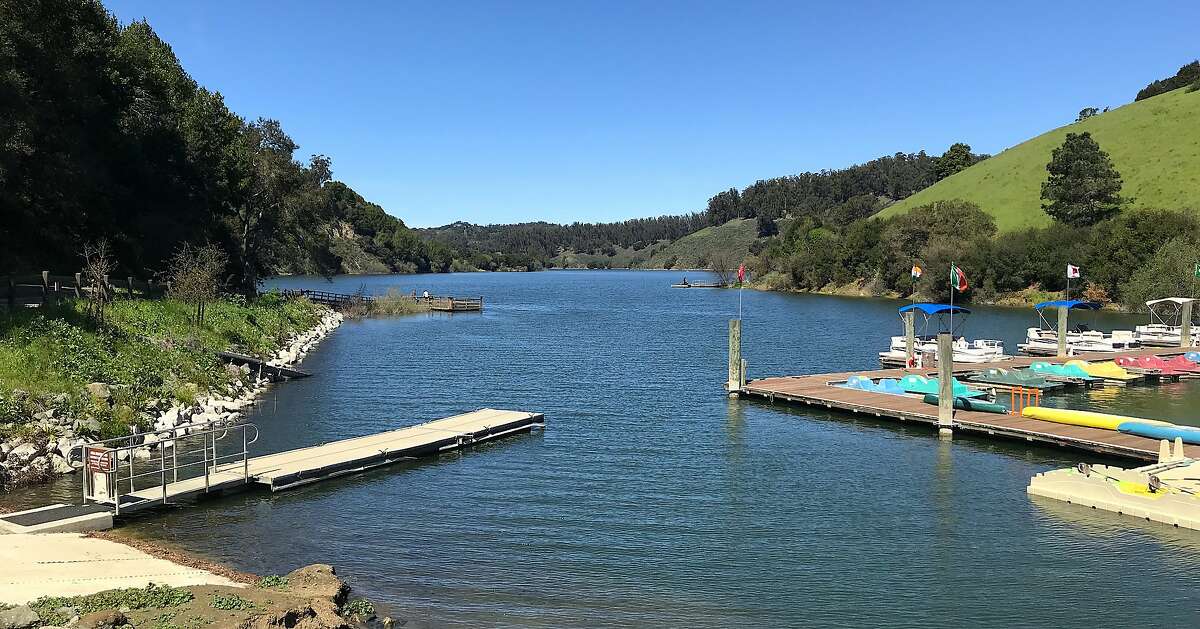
[1064,359,1140,382]
[1021,406,1171,430]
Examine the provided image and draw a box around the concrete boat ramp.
[1,408,544,534]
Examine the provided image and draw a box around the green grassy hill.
[643,218,759,268]
[879,87,1200,231]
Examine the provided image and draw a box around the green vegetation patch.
[0,292,323,436]
[209,593,255,611]
[645,218,760,269]
[881,88,1200,231]
[255,575,290,589]
[30,584,194,626]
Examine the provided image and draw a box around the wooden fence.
[3,271,168,310]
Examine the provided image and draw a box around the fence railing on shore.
[4,271,168,310]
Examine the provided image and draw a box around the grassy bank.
[0,293,324,440]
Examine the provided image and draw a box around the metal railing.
[77,419,259,515]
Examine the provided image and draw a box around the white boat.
[879,335,1008,366]
[1016,300,1141,355]
[1135,298,1199,347]
[878,303,1010,367]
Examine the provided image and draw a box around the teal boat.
[964,367,1063,391]
[1028,361,1096,382]
[898,374,988,399]
[922,393,1007,414]
[839,375,907,395]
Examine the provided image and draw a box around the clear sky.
[105,0,1197,228]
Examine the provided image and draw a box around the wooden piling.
[1182,300,1194,348]
[1056,305,1069,358]
[904,310,916,366]
[728,319,742,396]
[936,332,953,436]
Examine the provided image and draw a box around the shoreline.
[0,305,345,491]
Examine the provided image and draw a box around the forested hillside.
[0,0,441,291]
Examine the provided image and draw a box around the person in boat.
[681,276,688,286]
[422,290,430,300]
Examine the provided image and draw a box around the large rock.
[73,418,101,435]
[285,564,349,607]
[0,604,39,629]
[48,453,74,475]
[7,443,38,465]
[76,610,125,629]
[85,383,111,400]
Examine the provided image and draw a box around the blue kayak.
[1118,421,1200,445]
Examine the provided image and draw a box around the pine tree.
[1040,132,1126,226]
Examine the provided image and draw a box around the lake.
[10,270,1200,627]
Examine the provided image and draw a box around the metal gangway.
[77,419,259,515]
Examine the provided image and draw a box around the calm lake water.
[9,270,1200,627]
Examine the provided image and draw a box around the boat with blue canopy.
[878,303,1009,367]
[1018,300,1140,356]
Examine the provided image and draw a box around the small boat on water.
[670,276,727,288]
[878,303,1010,367]
[963,367,1064,391]
[1135,298,1199,347]
[1017,300,1141,356]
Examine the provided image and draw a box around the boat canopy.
[1034,300,1102,311]
[1146,297,1196,307]
[899,303,970,315]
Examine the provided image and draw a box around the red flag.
[737,264,746,283]
[951,264,968,292]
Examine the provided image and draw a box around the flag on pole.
[1194,262,1200,278]
[1067,264,1081,279]
[737,264,746,284]
[911,265,923,279]
[951,264,968,292]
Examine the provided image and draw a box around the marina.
[740,346,1200,462]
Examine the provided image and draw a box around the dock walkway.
[1,409,543,533]
[742,347,1199,462]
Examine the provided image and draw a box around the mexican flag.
[951,264,968,292]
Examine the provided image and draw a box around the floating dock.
[1029,441,1200,530]
[740,347,1200,462]
[0,409,543,534]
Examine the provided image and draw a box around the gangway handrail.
[79,421,259,516]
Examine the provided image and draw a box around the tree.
[1076,107,1099,122]
[81,240,116,324]
[1040,132,1126,226]
[1135,60,1200,101]
[167,243,228,326]
[934,143,975,181]
[1119,238,1200,309]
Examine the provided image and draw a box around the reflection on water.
[4,271,1200,627]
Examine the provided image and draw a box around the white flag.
[1066,264,1080,279]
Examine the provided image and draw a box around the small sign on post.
[86,447,115,473]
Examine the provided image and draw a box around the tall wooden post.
[41,271,50,305]
[1182,300,1195,348]
[1056,305,1069,358]
[126,276,134,299]
[5,275,13,309]
[937,332,954,437]
[728,319,742,397]
[904,310,916,366]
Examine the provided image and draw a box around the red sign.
[86,447,114,473]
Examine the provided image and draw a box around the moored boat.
[878,303,1010,366]
[1134,298,1199,347]
[1016,300,1141,356]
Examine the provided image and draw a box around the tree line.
[1135,60,1200,101]
[0,0,442,294]
[704,145,986,237]
[749,129,1196,310]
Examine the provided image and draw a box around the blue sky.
[106,0,1197,228]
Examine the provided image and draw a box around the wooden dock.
[1,409,543,533]
[283,289,483,312]
[741,347,1200,462]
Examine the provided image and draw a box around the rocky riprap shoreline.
[0,309,343,490]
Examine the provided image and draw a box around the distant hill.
[879,87,1200,231]
[642,219,759,269]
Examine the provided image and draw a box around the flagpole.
[949,262,954,336]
